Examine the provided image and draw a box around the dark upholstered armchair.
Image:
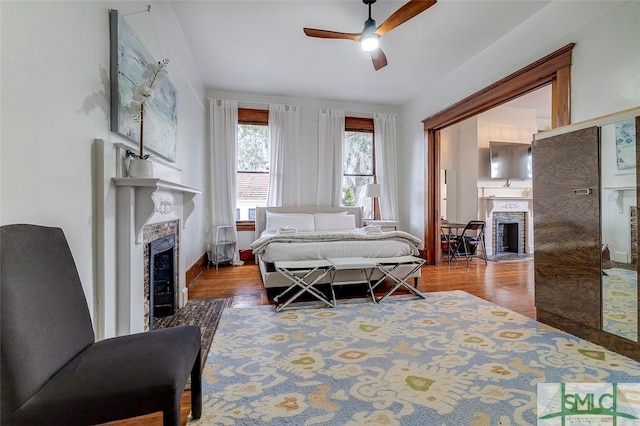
[1,224,202,425]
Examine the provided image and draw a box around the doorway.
[423,44,574,264]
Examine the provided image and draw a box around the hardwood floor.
[190,258,536,318]
[105,257,535,426]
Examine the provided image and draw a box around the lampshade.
[364,183,381,198]
[360,33,379,52]
[360,18,379,52]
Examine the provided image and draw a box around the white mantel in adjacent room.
[479,196,533,256]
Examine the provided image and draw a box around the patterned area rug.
[602,267,638,340]
[153,298,230,370]
[188,291,640,425]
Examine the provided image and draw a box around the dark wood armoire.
[533,108,640,361]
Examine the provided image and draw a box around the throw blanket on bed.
[250,230,424,255]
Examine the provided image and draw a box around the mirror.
[601,116,638,341]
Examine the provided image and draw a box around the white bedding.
[253,206,424,288]
[252,229,423,263]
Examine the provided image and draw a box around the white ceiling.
[503,84,552,121]
[170,0,553,106]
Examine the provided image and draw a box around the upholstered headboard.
[255,206,363,240]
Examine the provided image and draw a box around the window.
[342,117,376,219]
[235,111,376,222]
[237,109,269,222]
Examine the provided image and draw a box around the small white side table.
[363,220,399,232]
[206,225,236,268]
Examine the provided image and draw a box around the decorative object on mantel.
[110,9,178,162]
[127,155,154,178]
[125,58,170,178]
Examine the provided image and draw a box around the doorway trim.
[422,43,575,264]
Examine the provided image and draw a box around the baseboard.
[186,253,208,287]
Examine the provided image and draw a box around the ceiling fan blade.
[371,48,388,71]
[303,28,361,42]
[375,0,437,36]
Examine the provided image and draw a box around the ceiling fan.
[303,0,437,71]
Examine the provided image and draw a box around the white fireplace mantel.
[479,196,534,256]
[603,186,635,213]
[113,178,202,244]
[113,177,202,335]
[480,196,532,219]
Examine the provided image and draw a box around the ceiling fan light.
[361,33,379,51]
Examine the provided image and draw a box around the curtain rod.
[206,98,394,116]
[323,109,398,118]
[206,98,301,109]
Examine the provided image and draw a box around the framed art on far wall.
[615,119,636,171]
[109,9,177,162]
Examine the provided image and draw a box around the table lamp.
[364,183,381,220]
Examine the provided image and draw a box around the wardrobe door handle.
[573,188,593,195]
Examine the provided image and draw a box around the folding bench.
[370,255,427,303]
[327,257,378,305]
[273,260,334,311]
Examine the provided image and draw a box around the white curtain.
[374,113,399,221]
[267,104,301,206]
[208,98,243,265]
[316,108,345,206]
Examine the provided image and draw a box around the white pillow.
[314,213,356,231]
[265,212,315,233]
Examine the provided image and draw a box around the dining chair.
[453,220,488,266]
[441,226,457,263]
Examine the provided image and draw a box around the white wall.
[0,1,206,337]
[440,105,537,224]
[457,118,480,223]
[475,106,537,193]
[398,1,640,240]
[206,89,401,248]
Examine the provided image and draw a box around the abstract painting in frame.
[615,119,636,170]
[110,9,177,162]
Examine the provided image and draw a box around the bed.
[251,206,424,288]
